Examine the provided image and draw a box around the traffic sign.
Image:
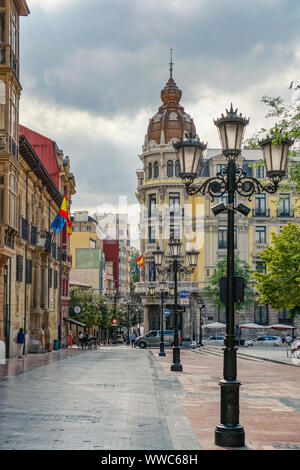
[180,290,189,306]
[164,308,171,317]
[112,318,118,326]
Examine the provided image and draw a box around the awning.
[239,323,266,329]
[203,322,226,329]
[63,317,86,327]
[269,324,296,331]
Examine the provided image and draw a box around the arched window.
[175,160,180,177]
[167,160,174,177]
[154,161,159,178]
[148,162,152,179]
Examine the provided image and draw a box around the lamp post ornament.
[175,104,293,448]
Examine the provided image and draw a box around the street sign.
[112,318,118,326]
[164,308,171,317]
[180,290,189,306]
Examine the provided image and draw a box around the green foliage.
[203,257,256,312]
[252,223,300,313]
[245,81,300,192]
[117,298,143,329]
[69,287,112,329]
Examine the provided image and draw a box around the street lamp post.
[175,104,293,447]
[153,241,199,372]
[149,281,169,357]
[112,288,118,345]
[127,303,131,345]
[198,301,205,346]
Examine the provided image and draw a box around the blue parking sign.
[180,290,189,306]
[164,308,171,317]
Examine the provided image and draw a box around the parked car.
[202,336,225,346]
[181,338,197,349]
[135,330,180,349]
[245,336,281,347]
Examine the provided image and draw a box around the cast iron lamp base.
[159,351,166,357]
[214,379,245,447]
[215,424,245,448]
[171,363,183,371]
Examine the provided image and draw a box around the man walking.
[130,332,136,348]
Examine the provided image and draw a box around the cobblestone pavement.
[157,347,300,450]
[0,346,200,450]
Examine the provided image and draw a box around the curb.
[192,347,299,367]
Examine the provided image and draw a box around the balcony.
[252,209,270,217]
[51,243,56,259]
[30,225,37,246]
[19,217,28,241]
[277,210,294,218]
[134,280,200,299]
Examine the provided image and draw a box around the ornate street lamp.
[174,130,207,185]
[175,105,293,448]
[186,249,200,268]
[148,284,156,296]
[153,240,199,371]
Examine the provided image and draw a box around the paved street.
[0,346,200,451]
[0,345,300,451]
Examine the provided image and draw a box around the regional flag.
[136,255,143,268]
[50,195,70,234]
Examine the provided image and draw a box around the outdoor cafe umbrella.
[239,323,266,329]
[268,324,296,331]
[203,322,226,329]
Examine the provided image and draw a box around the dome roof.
[147,71,196,144]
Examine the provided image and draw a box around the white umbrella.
[239,323,266,329]
[203,322,226,329]
[269,324,296,331]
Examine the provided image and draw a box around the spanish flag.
[67,210,72,237]
[136,255,143,268]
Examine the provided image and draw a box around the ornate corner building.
[135,69,203,337]
[135,68,300,340]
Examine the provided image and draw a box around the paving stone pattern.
[0,347,201,450]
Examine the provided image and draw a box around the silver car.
[135,330,176,349]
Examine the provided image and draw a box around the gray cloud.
[21,0,300,117]
[19,0,300,216]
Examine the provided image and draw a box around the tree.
[246,81,300,191]
[252,223,300,316]
[129,247,140,295]
[70,286,109,330]
[203,257,256,313]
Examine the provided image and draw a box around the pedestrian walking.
[68,330,73,348]
[130,332,136,348]
[285,335,292,346]
[14,328,25,358]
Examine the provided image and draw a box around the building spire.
[169,48,173,80]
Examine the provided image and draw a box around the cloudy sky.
[19,0,300,242]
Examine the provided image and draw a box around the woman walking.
[16,328,25,358]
